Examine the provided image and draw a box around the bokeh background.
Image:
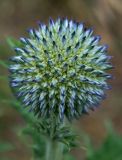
[0,0,122,159]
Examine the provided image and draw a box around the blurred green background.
[0,0,122,160]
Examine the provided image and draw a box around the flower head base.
[9,18,112,121]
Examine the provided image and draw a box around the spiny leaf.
[0,60,8,68]
[7,37,22,49]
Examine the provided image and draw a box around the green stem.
[54,142,64,160]
[45,138,64,160]
[45,117,66,160]
[45,138,54,160]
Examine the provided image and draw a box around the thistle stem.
[54,142,64,160]
[45,138,54,160]
[45,138,64,160]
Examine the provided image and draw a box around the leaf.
[6,37,22,49]
[0,141,14,152]
[1,99,37,124]
[64,154,76,160]
[0,75,7,80]
[0,60,8,68]
[85,125,122,160]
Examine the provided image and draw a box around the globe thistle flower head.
[9,18,112,121]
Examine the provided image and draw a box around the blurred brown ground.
[0,0,122,160]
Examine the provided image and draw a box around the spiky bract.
[9,18,112,121]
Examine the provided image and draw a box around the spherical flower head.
[9,18,112,121]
